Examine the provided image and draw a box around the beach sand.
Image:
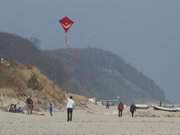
[0,104,180,135]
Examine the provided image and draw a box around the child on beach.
[49,103,53,116]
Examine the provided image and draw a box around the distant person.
[26,96,33,114]
[118,102,124,117]
[106,101,110,109]
[130,104,136,117]
[14,104,17,112]
[9,104,15,112]
[49,103,53,116]
[16,107,24,113]
[66,96,75,122]
[9,104,19,113]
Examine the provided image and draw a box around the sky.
[0,0,180,102]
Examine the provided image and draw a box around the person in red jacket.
[118,102,124,117]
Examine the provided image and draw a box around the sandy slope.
[0,105,180,135]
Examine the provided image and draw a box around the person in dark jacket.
[26,96,33,114]
[118,102,124,117]
[130,104,136,117]
[106,101,110,109]
[9,104,15,112]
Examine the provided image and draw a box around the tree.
[29,37,41,50]
[27,73,43,90]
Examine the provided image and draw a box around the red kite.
[59,16,74,32]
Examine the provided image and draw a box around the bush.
[27,73,43,90]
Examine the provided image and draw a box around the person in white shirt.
[66,96,74,122]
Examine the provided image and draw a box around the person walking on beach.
[130,104,136,117]
[106,101,110,109]
[49,103,53,116]
[66,96,74,122]
[118,102,124,117]
[26,96,33,114]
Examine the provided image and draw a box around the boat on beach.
[153,105,180,112]
[135,104,150,109]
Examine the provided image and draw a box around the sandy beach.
[0,104,180,135]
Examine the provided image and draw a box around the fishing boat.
[135,104,150,109]
[153,105,179,112]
